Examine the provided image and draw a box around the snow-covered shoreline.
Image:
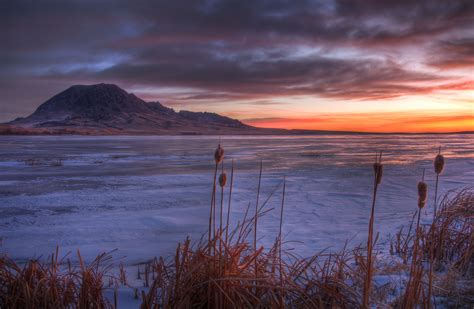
[0,134,472,264]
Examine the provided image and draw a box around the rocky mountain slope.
[6,84,260,135]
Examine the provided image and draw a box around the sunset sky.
[1,0,473,132]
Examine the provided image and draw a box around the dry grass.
[0,145,472,308]
[138,144,363,308]
[0,248,115,308]
[391,187,473,308]
[139,222,361,308]
[428,188,473,273]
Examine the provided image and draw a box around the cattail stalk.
[218,167,226,307]
[225,159,235,245]
[427,221,435,309]
[433,147,445,218]
[208,143,223,307]
[209,143,224,253]
[218,167,226,267]
[208,162,218,253]
[278,176,286,309]
[404,169,428,308]
[434,175,439,216]
[429,147,444,309]
[363,151,383,309]
[254,160,263,275]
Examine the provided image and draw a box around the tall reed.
[209,143,224,253]
[278,176,286,308]
[254,159,263,280]
[403,169,428,308]
[362,151,383,309]
[225,159,235,245]
[428,147,445,308]
[433,147,445,218]
[218,168,227,257]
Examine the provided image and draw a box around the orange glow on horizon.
[221,88,474,133]
[244,113,474,133]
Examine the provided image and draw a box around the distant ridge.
[4,83,264,135]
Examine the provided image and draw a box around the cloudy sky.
[1,0,473,132]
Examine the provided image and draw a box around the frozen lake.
[0,134,473,264]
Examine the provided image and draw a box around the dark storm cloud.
[427,38,474,69]
[92,46,440,100]
[335,0,473,41]
[1,0,473,121]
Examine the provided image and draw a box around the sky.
[1,0,473,132]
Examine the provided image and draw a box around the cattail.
[363,151,383,309]
[373,151,383,184]
[405,175,427,308]
[429,148,444,306]
[209,143,223,252]
[218,170,227,282]
[219,172,227,187]
[434,153,445,175]
[433,147,445,218]
[417,181,427,209]
[373,162,383,184]
[214,143,224,164]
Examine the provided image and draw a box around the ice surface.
[0,134,473,266]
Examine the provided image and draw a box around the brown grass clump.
[393,187,473,308]
[139,213,361,308]
[426,188,473,274]
[390,212,417,264]
[0,248,115,308]
[435,267,474,307]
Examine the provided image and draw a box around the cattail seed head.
[373,162,383,184]
[434,154,445,174]
[417,181,428,208]
[219,173,227,187]
[214,144,224,164]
